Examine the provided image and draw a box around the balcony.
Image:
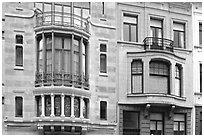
[143,37,174,52]
[35,72,89,90]
[35,12,89,33]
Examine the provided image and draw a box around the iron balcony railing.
[35,72,89,90]
[36,12,89,33]
[143,37,174,52]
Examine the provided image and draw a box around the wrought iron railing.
[35,72,89,90]
[35,12,89,33]
[143,37,174,52]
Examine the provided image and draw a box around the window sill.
[99,72,108,77]
[14,66,24,70]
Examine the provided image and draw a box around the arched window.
[149,60,170,94]
[131,60,143,93]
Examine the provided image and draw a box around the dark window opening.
[131,60,143,93]
[123,111,140,135]
[36,96,41,117]
[100,101,107,120]
[54,126,61,132]
[175,64,182,97]
[15,46,23,67]
[16,35,23,44]
[15,96,23,117]
[173,22,185,48]
[102,2,105,15]
[199,23,202,45]
[100,44,107,73]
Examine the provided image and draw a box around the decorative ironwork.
[143,37,174,52]
[35,72,89,90]
[36,12,89,33]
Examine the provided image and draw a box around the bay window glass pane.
[132,76,142,93]
[82,9,89,19]
[45,95,51,116]
[39,39,43,72]
[83,99,88,118]
[44,3,51,12]
[123,24,129,41]
[157,121,162,130]
[36,96,41,117]
[35,2,43,11]
[174,31,179,47]
[64,96,71,117]
[55,37,62,72]
[175,79,180,96]
[180,122,185,131]
[149,76,168,93]
[74,39,80,74]
[179,32,184,48]
[54,95,61,116]
[64,6,71,25]
[55,5,62,24]
[64,38,71,74]
[74,97,80,117]
[82,42,86,76]
[74,7,81,26]
[44,3,51,24]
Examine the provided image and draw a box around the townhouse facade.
[1,2,202,135]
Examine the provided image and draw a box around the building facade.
[1,2,202,135]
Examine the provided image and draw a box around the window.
[45,95,51,116]
[174,114,186,135]
[123,111,140,135]
[149,61,170,94]
[74,97,80,118]
[64,96,71,117]
[173,22,185,48]
[175,64,182,96]
[102,2,105,15]
[200,63,202,93]
[45,37,52,73]
[15,96,23,117]
[54,95,61,116]
[150,113,164,135]
[199,23,202,46]
[15,35,23,67]
[150,18,163,47]
[131,60,143,93]
[36,96,41,117]
[100,44,107,73]
[123,14,138,42]
[100,101,107,120]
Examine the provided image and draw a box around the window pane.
[100,54,107,73]
[100,101,107,120]
[16,46,23,66]
[123,111,139,129]
[132,75,142,93]
[16,35,23,44]
[35,2,43,11]
[64,6,71,25]
[174,122,178,130]
[82,9,89,19]
[55,5,62,24]
[149,76,168,93]
[174,114,185,121]
[54,95,61,116]
[150,113,162,120]
[179,32,184,48]
[74,7,81,26]
[180,122,185,131]
[100,44,106,52]
[199,23,202,45]
[45,95,51,116]
[44,3,51,12]
[124,24,129,41]
[124,15,137,24]
[74,97,80,118]
[36,96,41,117]
[174,31,179,48]
[150,121,156,130]
[157,121,163,130]
[64,96,71,117]
[175,79,180,96]
[131,25,137,42]
[15,97,23,117]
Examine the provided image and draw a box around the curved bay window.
[74,97,80,118]
[35,33,89,89]
[131,60,143,93]
[54,95,61,116]
[64,96,71,117]
[149,60,170,94]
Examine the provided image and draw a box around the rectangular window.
[199,23,202,46]
[100,101,107,120]
[131,60,143,93]
[200,63,202,93]
[173,22,185,48]
[15,97,23,117]
[15,35,23,67]
[175,64,182,96]
[102,2,105,15]
[174,114,186,135]
[150,113,164,135]
[100,44,107,73]
[150,18,163,48]
[123,111,140,135]
[123,14,138,42]
[36,96,41,117]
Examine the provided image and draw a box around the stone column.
[41,94,45,117]
[71,94,75,118]
[51,93,55,117]
[80,97,84,118]
[61,93,65,117]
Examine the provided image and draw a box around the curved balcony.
[143,37,174,52]
[35,12,89,34]
[35,72,89,90]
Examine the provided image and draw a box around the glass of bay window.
[150,113,164,135]
[74,97,80,117]
[174,114,186,135]
[131,60,143,93]
[149,60,170,94]
[200,63,202,93]
[54,4,62,25]
[37,38,43,73]
[175,64,182,96]
[15,96,23,117]
[45,95,51,116]
[36,96,42,117]
[173,22,185,48]
[54,95,61,116]
[123,14,138,42]
[64,96,71,117]
[45,36,52,73]
[44,3,52,25]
